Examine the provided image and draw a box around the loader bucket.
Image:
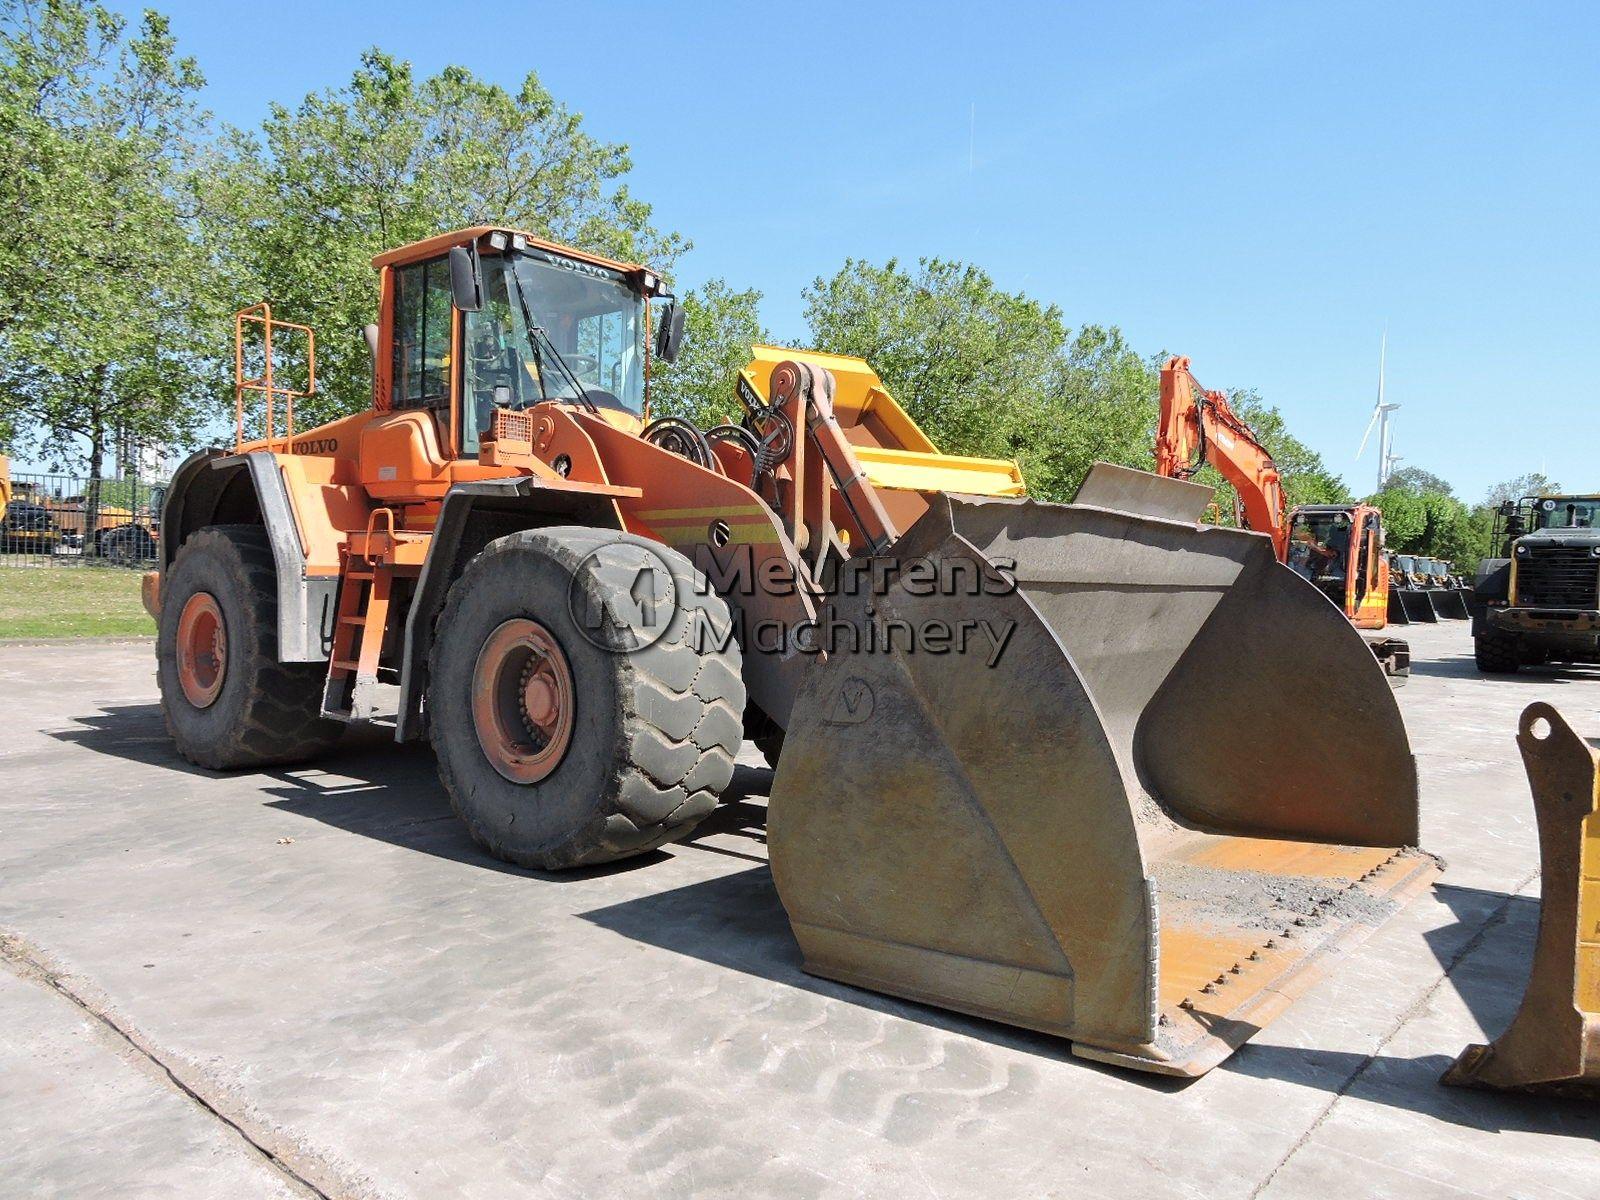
[1399,587,1441,622]
[1430,587,1470,620]
[1442,703,1600,1096]
[768,463,1439,1078]
[1387,588,1413,625]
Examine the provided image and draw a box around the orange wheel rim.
[176,591,227,709]
[471,618,575,785]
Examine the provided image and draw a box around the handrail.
[235,303,317,451]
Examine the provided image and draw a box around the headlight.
[1590,545,1600,558]
[1515,543,1530,556]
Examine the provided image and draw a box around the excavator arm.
[1156,355,1289,560]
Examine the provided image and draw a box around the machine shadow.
[1224,882,1598,1137]
[1223,1044,1597,1139]
[1406,652,1600,683]
[58,704,1563,1114]
[48,701,665,881]
[574,851,1194,1091]
[50,708,1172,1084]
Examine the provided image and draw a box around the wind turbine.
[1356,331,1400,490]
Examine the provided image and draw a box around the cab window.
[391,258,453,409]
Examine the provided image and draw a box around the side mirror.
[449,245,482,312]
[655,301,686,363]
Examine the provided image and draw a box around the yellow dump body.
[741,346,1026,498]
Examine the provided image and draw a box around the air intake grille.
[1519,546,1600,608]
[490,408,534,447]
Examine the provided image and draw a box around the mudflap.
[768,466,1439,1078]
[1442,704,1600,1096]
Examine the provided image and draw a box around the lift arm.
[1156,355,1288,560]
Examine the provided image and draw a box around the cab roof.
[370,226,660,292]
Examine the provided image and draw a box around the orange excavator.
[1156,356,1410,679]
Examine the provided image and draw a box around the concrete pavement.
[0,624,1596,1198]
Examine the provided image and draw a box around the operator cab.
[1532,496,1600,531]
[377,227,681,461]
[1288,508,1352,594]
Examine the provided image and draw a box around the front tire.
[428,527,744,869]
[157,526,343,768]
[1474,631,1522,675]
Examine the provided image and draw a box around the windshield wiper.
[508,262,598,414]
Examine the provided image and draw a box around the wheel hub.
[176,591,227,709]
[472,618,575,784]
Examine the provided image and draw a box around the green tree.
[1385,465,1454,496]
[650,280,768,429]
[1483,471,1561,507]
[1018,326,1159,501]
[205,50,686,427]
[0,0,218,541]
[802,257,1070,470]
[1367,483,1484,566]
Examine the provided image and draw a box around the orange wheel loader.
[147,228,1438,1076]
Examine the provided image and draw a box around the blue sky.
[108,0,1597,500]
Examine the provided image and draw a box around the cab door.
[385,255,459,439]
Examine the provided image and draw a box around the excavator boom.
[1156,355,1408,678]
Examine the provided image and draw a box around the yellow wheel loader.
[147,227,1438,1076]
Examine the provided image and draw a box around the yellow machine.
[1444,704,1599,1095]
[147,226,1437,1077]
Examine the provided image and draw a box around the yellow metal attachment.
[740,347,1026,497]
[1442,702,1600,1096]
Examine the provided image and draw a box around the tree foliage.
[803,258,1170,502]
[1367,465,1490,566]
[804,257,1069,471]
[0,0,218,478]
[1482,471,1561,508]
[0,3,1373,538]
[1385,465,1454,497]
[801,256,1352,512]
[650,280,768,429]
[203,50,686,426]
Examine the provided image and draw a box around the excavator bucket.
[769,463,1439,1077]
[1442,703,1600,1096]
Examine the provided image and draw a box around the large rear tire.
[428,527,744,869]
[157,526,343,769]
[1474,631,1522,675]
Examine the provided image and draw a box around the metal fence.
[1,472,166,570]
